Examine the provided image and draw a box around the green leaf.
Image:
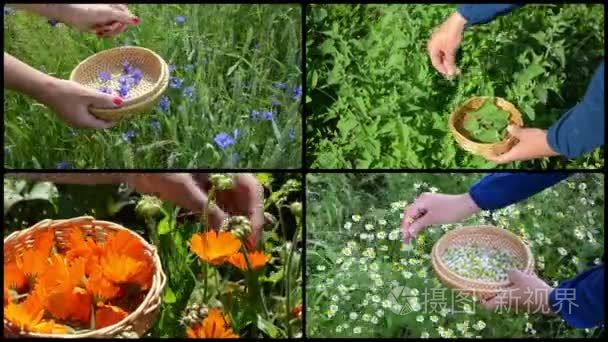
[256,314,282,338]
[163,287,177,304]
[158,215,175,235]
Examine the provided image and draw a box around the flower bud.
[135,195,163,219]
[220,215,252,240]
[290,202,302,217]
[209,174,233,191]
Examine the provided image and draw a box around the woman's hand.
[481,270,556,315]
[427,11,467,77]
[14,4,138,38]
[36,79,122,129]
[125,174,265,249]
[484,125,561,164]
[401,192,480,244]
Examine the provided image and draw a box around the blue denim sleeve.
[469,173,571,210]
[457,4,523,26]
[548,265,605,328]
[547,61,605,159]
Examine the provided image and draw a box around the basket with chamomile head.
[3,216,166,338]
[69,46,169,122]
[449,96,524,159]
[431,225,534,300]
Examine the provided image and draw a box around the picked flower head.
[98,71,112,83]
[175,15,186,24]
[169,77,184,89]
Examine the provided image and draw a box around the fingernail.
[132,17,140,25]
[113,97,123,106]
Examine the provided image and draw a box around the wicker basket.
[3,216,166,338]
[69,47,169,121]
[449,96,524,159]
[431,225,534,300]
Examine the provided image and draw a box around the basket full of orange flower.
[3,216,166,338]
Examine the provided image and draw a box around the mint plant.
[462,100,510,143]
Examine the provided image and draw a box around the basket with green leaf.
[449,97,524,159]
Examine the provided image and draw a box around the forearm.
[10,4,65,20]
[547,61,605,159]
[5,173,126,186]
[469,173,571,210]
[4,52,59,101]
[457,4,522,26]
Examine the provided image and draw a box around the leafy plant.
[462,100,510,143]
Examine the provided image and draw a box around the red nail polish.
[113,97,123,106]
[132,17,140,25]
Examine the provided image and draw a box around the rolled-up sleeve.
[547,61,605,159]
[469,173,571,210]
[548,265,605,328]
[457,4,523,26]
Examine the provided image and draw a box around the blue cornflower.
[68,129,78,138]
[118,75,130,85]
[4,6,14,15]
[48,19,59,27]
[288,128,296,140]
[150,120,161,132]
[99,86,112,94]
[183,86,195,101]
[251,110,260,120]
[214,132,236,150]
[203,57,209,66]
[158,95,171,113]
[169,77,184,89]
[176,15,186,24]
[121,129,136,142]
[274,82,287,90]
[293,85,302,101]
[185,64,195,72]
[254,41,261,50]
[118,85,130,98]
[233,128,240,139]
[131,68,143,85]
[122,60,133,75]
[98,71,112,83]
[263,111,273,121]
[56,161,71,169]
[169,64,176,73]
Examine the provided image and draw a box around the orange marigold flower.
[4,287,10,305]
[4,291,45,331]
[46,286,91,323]
[32,319,70,334]
[292,304,302,319]
[16,249,49,279]
[65,230,104,276]
[228,251,270,271]
[190,231,241,266]
[86,268,121,302]
[4,262,28,292]
[95,303,128,329]
[186,308,238,338]
[33,229,55,256]
[100,251,147,285]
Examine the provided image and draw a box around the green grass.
[4,173,303,338]
[306,173,604,338]
[306,4,604,169]
[4,4,302,169]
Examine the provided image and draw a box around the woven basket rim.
[90,59,169,120]
[69,46,166,107]
[431,225,534,288]
[449,96,524,158]
[3,216,167,338]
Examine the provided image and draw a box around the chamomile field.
[306,4,604,169]
[306,173,604,338]
[4,173,302,338]
[4,4,302,169]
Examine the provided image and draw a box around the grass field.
[306,173,604,338]
[306,4,604,169]
[4,4,302,169]
[4,173,302,338]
